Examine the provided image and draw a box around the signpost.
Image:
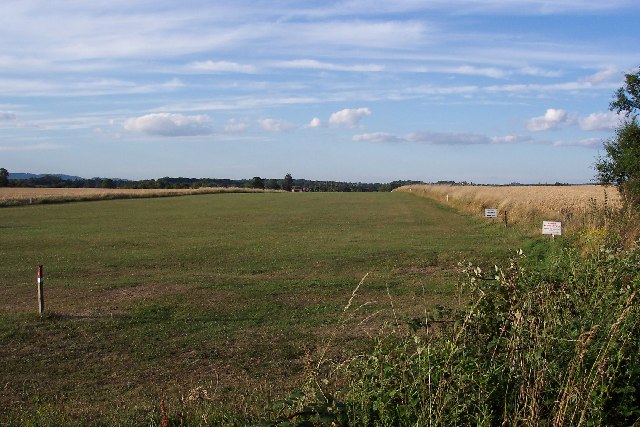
[484,208,498,218]
[542,221,562,239]
[37,265,44,315]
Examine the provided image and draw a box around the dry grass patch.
[397,184,620,233]
[0,187,279,206]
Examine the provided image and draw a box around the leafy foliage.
[0,167,8,187]
[596,67,640,208]
[282,173,294,192]
[266,244,640,426]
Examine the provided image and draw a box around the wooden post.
[37,265,44,316]
[504,210,508,228]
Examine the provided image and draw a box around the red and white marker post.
[37,265,44,315]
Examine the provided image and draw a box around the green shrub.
[270,244,640,426]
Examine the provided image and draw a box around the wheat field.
[396,184,620,232]
[0,187,276,206]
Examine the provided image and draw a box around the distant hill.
[9,172,85,181]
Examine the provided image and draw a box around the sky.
[1,0,639,184]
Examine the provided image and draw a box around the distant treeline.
[6,174,423,193]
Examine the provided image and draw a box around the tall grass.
[265,242,640,426]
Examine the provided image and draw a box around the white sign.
[542,221,562,236]
[484,208,498,218]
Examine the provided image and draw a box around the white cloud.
[329,108,371,128]
[579,111,624,131]
[305,117,323,128]
[224,118,249,133]
[124,113,212,136]
[189,60,257,74]
[258,118,292,132]
[527,108,572,131]
[352,132,404,143]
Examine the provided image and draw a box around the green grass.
[0,192,531,424]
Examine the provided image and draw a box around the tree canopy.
[282,173,293,192]
[595,67,640,208]
[0,168,8,187]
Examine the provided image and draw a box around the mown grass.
[0,192,532,424]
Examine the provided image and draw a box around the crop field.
[0,187,273,207]
[0,192,532,424]
[397,184,620,233]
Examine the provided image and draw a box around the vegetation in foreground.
[260,232,640,426]
[5,194,639,426]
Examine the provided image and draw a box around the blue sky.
[1,0,639,183]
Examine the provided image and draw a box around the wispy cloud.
[352,132,404,143]
[0,77,183,97]
[273,59,385,72]
[0,142,65,152]
[224,118,249,133]
[258,118,292,132]
[188,60,257,74]
[353,131,534,146]
[406,131,492,145]
[552,137,602,148]
[0,111,17,121]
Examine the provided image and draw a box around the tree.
[0,168,8,187]
[251,176,265,189]
[282,173,293,192]
[595,67,640,208]
[101,178,115,189]
[265,179,280,190]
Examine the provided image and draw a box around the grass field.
[0,192,532,424]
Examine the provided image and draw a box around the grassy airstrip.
[0,192,531,424]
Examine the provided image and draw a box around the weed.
[260,243,640,426]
